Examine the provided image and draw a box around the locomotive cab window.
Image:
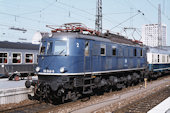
[54,41,67,56]
[12,53,21,64]
[100,45,106,56]
[0,53,8,64]
[25,54,33,63]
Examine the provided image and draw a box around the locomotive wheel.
[71,92,80,102]
[25,80,31,88]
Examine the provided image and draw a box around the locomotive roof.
[0,41,39,50]
[43,32,142,47]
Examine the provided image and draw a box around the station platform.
[0,76,37,105]
[148,97,170,113]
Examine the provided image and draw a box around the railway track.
[0,76,170,113]
[70,77,170,113]
[0,102,55,113]
[113,86,170,113]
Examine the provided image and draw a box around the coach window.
[134,48,137,56]
[112,46,116,56]
[167,56,169,62]
[162,55,165,63]
[85,41,89,56]
[0,53,8,64]
[152,54,154,63]
[13,53,21,63]
[100,45,106,56]
[158,55,160,62]
[25,54,33,63]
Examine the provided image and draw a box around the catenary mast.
[95,0,102,33]
[158,4,162,47]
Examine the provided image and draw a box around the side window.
[47,42,53,55]
[40,41,46,55]
[100,44,106,56]
[25,54,33,63]
[13,53,21,64]
[0,53,8,64]
[112,46,116,56]
[134,48,137,56]
[158,55,159,62]
[84,41,89,56]
[40,46,45,55]
[140,49,143,57]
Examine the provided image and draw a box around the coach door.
[84,41,92,73]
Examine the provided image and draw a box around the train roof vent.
[46,23,100,36]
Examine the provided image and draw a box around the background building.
[141,24,166,47]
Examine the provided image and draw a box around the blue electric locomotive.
[38,33,147,75]
[26,23,148,103]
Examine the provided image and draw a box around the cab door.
[84,40,91,72]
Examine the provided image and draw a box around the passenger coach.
[147,47,170,78]
[0,41,39,80]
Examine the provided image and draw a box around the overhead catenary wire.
[146,0,170,20]
[56,0,126,29]
[110,10,144,30]
[103,12,135,15]
[0,12,57,25]
[0,0,168,42]
[19,1,57,16]
[0,0,144,34]
[0,1,96,34]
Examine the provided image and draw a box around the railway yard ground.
[0,75,169,113]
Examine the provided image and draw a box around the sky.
[0,0,169,45]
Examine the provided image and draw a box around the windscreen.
[54,41,67,55]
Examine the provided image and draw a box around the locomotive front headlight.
[60,67,65,73]
[36,67,40,72]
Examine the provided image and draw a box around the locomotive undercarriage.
[26,69,148,104]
